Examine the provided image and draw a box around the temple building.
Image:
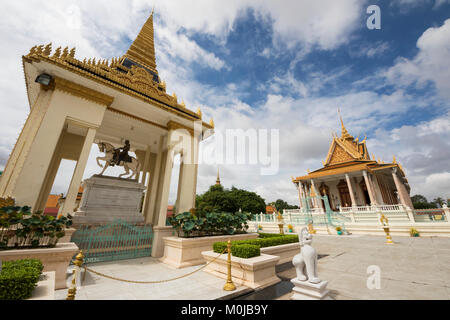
[292,115,414,211]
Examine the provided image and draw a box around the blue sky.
[0,0,449,205]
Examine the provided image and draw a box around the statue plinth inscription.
[72,175,145,226]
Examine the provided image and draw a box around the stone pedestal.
[290,278,332,300]
[151,226,174,258]
[73,175,145,226]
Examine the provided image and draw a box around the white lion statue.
[292,227,321,284]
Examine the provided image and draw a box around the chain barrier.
[82,247,227,284]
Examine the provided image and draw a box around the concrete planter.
[28,271,55,300]
[202,251,281,289]
[0,243,79,289]
[260,242,300,265]
[160,233,259,269]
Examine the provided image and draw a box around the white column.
[391,168,410,209]
[141,146,151,185]
[345,173,357,207]
[60,127,96,216]
[296,183,303,210]
[443,204,450,224]
[310,180,320,209]
[363,170,377,206]
[156,143,175,227]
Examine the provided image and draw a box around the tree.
[411,194,437,209]
[272,199,299,212]
[196,185,266,215]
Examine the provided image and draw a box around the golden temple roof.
[22,12,214,129]
[293,113,405,182]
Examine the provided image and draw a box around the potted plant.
[287,224,294,233]
[258,224,263,231]
[336,226,343,235]
[410,227,420,237]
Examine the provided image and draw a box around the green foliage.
[213,233,299,258]
[0,205,73,249]
[411,194,438,209]
[410,228,420,237]
[167,211,252,238]
[272,199,299,212]
[196,185,266,215]
[231,244,260,258]
[0,259,43,300]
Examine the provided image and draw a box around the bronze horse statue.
[96,142,141,180]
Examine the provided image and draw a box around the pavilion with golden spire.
[292,111,414,211]
[0,9,215,258]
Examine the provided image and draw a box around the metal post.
[223,240,236,291]
[380,215,393,244]
[66,251,84,300]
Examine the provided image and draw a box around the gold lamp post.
[277,212,285,235]
[66,251,84,300]
[223,240,236,291]
[380,215,394,244]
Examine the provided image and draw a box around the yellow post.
[66,270,77,300]
[223,240,236,291]
[380,215,394,244]
[66,251,84,300]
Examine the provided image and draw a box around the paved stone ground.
[54,234,450,300]
[54,257,251,300]
[277,234,450,300]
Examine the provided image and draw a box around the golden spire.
[338,108,354,141]
[124,10,157,71]
[216,168,221,185]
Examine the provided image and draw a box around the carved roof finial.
[338,108,354,141]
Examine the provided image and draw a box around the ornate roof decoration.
[22,13,214,129]
[124,12,157,72]
[216,168,221,185]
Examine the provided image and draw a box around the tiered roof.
[293,114,406,182]
[23,11,213,128]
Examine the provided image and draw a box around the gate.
[71,220,153,264]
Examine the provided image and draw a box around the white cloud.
[385,19,450,99]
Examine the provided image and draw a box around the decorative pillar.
[363,171,377,206]
[442,204,450,224]
[60,127,97,216]
[296,182,303,210]
[311,180,322,210]
[151,132,177,258]
[345,174,357,207]
[391,168,412,209]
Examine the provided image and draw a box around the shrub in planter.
[0,203,73,249]
[231,244,260,258]
[410,228,420,237]
[213,234,299,257]
[167,211,252,238]
[0,259,44,300]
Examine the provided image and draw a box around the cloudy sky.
[0,0,449,206]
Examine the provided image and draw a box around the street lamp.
[35,73,53,86]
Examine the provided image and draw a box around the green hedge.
[231,244,260,258]
[213,233,299,258]
[0,259,44,300]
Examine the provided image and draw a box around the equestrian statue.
[96,140,141,180]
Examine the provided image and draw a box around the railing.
[253,205,449,226]
[413,209,447,223]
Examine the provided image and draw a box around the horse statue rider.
[111,140,132,166]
